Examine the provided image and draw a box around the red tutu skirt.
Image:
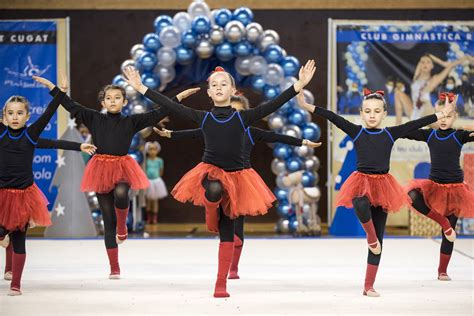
[171,163,275,219]
[81,154,149,193]
[336,171,411,213]
[406,179,474,218]
[0,183,51,231]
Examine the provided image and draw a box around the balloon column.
[110,0,322,234]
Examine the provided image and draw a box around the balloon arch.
[111,0,322,235]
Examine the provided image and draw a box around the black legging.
[408,189,458,255]
[353,196,388,266]
[234,216,245,243]
[96,182,130,249]
[1,226,27,254]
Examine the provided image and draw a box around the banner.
[0,20,59,208]
[328,20,474,228]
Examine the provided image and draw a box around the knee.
[114,183,130,209]
[203,177,223,202]
[408,189,420,204]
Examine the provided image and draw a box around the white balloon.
[132,104,145,114]
[258,29,280,51]
[173,12,192,33]
[245,22,263,43]
[235,56,252,76]
[196,40,214,59]
[154,64,176,84]
[209,25,224,45]
[124,84,138,99]
[159,26,181,48]
[249,55,267,75]
[263,63,285,86]
[224,20,246,43]
[157,47,177,67]
[121,59,136,75]
[130,44,144,60]
[187,1,211,18]
[280,76,297,90]
[303,89,314,105]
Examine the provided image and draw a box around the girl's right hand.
[296,91,315,113]
[80,143,97,155]
[303,139,322,148]
[176,87,201,102]
[153,127,172,138]
[32,76,55,90]
[123,66,144,91]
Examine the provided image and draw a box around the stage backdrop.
[0,19,69,210]
[328,20,474,229]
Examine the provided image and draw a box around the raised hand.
[153,127,172,138]
[304,140,322,148]
[80,143,97,155]
[123,66,147,94]
[294,59,316,92]
[176,87,201,102]
[59,70,68,92]
[32,76,55,90]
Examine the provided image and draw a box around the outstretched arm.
[37,138,97,155]
[153,127,203,140]
[426,55,468,92]
[250,127,321,147]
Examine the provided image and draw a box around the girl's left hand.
[32,76,55,90]
[80,143,97,155]
[153,127,172,138]
[303,139,322,148]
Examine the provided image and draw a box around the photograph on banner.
[328,20,474,229]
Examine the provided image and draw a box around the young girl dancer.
[0,89,66,295]
[32,75,169,279]
[155,92,321,279]
[144,141,167,224]
[403,92,474,281]
[297,88,453,297]
[124,60,315,298]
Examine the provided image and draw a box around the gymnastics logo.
[3,56,51,88]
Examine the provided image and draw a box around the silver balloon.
[234,57,252,76]
[271,158,287,175]
[303,89,315,104]
[246,22,263,43]
[281,48,288,57]
[209,25,224,45]
[276,174,291,189]
[294,145,314,158]
[173,12,192,33]
[130,44,145,60]
[196,39,214,59]
[224,20,246,43]
[304,156,320,171]
[159,26,182,48]
[249,55,267,75]
[263,63,285,86]
[268,113,285,130]
[121,59,136,75]
[132,104,146,114]
[276,218,290,234]
[157,47,177,67]
[280,76,297,90]
[258,30,280,51]
[124,84,138,99]
[282,124,302,138]
[302,203,311,219]
[154,64,176,84]
[187,0,211,18]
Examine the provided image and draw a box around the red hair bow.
[207,66,226,81]
[439,92,455,103]
[363,88,384,97]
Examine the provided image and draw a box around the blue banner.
[0,20,58,209]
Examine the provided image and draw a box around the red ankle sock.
[214,242,234,298]
[106,248,120,275]
[5,243,13,273]
[361,219,378,247]
[11,252,26,291]
[438,253,451,275]
[115,207,129,240]
[364,263,379,291]
[229,236,243,279]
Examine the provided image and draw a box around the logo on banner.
[4,56,51,88]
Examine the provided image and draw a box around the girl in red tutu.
[402,92,474,281]
[124,61,315,298]
[155,92,321,281]
[298,88,454,297]
[0,87,66,295]
[33,75,169,279]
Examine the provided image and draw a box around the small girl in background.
[144,141,167,224]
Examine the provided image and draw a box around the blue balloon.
[274,188,288,201]
[112,74,125,86]
[233,40,252,57]
[141,72,160,90]
[130,134,140,150]
[277,102,295,116]
[122,105,131,115]
[251,75,265,91]
[233,7,253,26]
[273,144,292,160]
[302,122,321,142]
[143,33,161,52]
[277,201,292,218]
[301,171,316,187]
[191,16,211,35]
[264,44,283,63]
[214,9,232,27]
[129,150,144,164]
[137,51,157,71]
[154,15,173,35]
[288,218,298,232]
[175,46,194,65]
[281,56,300,77]
[286,156,303,172]
[215,42,234,62]
[182,30,198,48]
[263,85,281,99]
[288,107,308,126]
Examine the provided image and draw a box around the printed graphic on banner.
[0,20,58,208]
[329,21,474,228]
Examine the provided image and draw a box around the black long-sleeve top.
[144,86,297,171]
[312,106,438,174]
[36,138,82,151]
[171,127,303,169]
[0,89,66,188]
[402,128,474,183]
[52,86,169,156]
